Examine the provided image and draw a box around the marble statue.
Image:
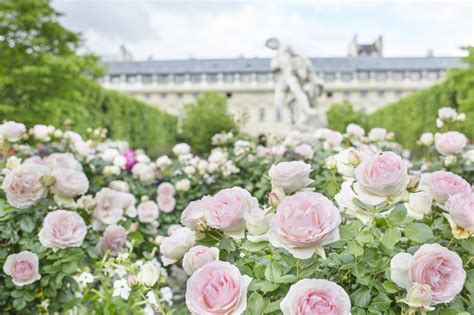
[265,38,326,131]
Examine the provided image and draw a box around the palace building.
[101,37,463,136]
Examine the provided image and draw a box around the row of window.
[107,70,442,85]
[258,108,283,122]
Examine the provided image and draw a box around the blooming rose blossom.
[45,153,82,171]
[391,244,466,305]
[280,279,351,315]
[3,251,41,286]
[405,191,433,220]
[324,130,344,148]
[39,210,87,249]
[109,180,129,192]
[268,192,341,259]
[294,144,314,159]
[137,200,160,223]
[181,196,211,230]
[346,123,365,138]
[438,107,458,122]
[182,245,220,275]
[131,163,155,184]
[31,124,51,142]
[175,178,191,191]
[122,149,138,172]
[0,121,26,142]
[446,192,474,233]
[160,227,196,265]
[157,195,176,213]
[155,155,172,169]
[355,151,409,197]
[335,179,371,224]
[173,143,191,156]
[185,261,251,315]
[419,132,434,146]
[333,148,361,177]
[245,208,273,242]
[269,161,313,194]
[51,168,89,197]
[435,131,468,156]
[157,182,176,196]
[401,284,434,313]
[137,261,161,287]
[205,187,258,239]
[368,127,387,142]
[97,225,127,256]
[2,163,49,208]
[419,171,470,204]
[93,188,136,229]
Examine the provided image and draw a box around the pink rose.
[391,244,466,305]
[355,151,409,197]
[446,192,474,232]
[2,163,49,209]
[435,131,467,156]
[0,121,26,142]
[268,192,341,259]
[182,245,220,275]
[39,210,87,249]
[97,225,127,256]
[45,153,83,171]
[346,123,365,138]
[420,171,470,204]
[181,196,211,229]
[324,130,344,148]
[368,127,387,142]
[280,279,351,315]
[137,200,159,223]
[157,182,176,196]
[93,188,136,228]
[51,168,89,197]
[205,187,258,239]
[160,227,196,265]
[269,161,313,194]
[3,251,41,286]
[294,144,314,159]
[157,195,176,213]
[185,261,252,315]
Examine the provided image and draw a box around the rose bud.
[268,187,286,209]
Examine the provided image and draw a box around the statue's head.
[265,38,280,50]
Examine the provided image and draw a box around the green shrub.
[181,93,235,153]
[327,101,368,132]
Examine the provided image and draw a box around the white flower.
[137,262,161,287]
[173,143,191,156]
[146,290,159,307]
[368,128,387,142]
[112,279,131,300]
[75,272,94,288]
[113,155,127,169]
[160,227,196,265]
[419,132,434,146]
[438,107,457,122]
[101,148,120,162]
[160,287,173,306]
[103,165,121,176]
[175,178,191,192]
[156,155,172,168]
[31,124,51,142]
[405,191,433,220]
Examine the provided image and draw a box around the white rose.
[109,180,129,192]
[438,107,457,122]
[160,227,196,265]
[51,168,89,198]
[101,148,120,162]
[176,178,191,192]
[155,155,172,168]
[405,191,433,220]
[137,201,159,223]
[245,208,272,242]
[172,143,191,156]
[268,161,313,194]
[31,124,51,142]
[0,121,26,142]
[182,245,220,275]
[419,132,434,146]
[137,262,161,287]
[113,155,127,169]
[368,127,387,142]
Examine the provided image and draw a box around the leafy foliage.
[327,101,369,132]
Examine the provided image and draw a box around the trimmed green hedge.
[327,101,369,133]
[0,85,177,150]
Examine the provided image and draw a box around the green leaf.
[356,230,374,243]
[221,239,237,252]
[382,280,398,294]
[241,241,268,252]
[20,216,35,233]
[460,238,474,255]
[245,292,268,315]
[347,242,364,257]
[264,262,282,283]
[404,223,434,243]
[264,298,283,313]
[127,231,144,245]
[351,287,372,308]
[61,262,78,274]
[275,274,297,284]
[382,228,401,249]
[387,205,407,225]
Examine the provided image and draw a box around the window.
[223,73,234,83]
[190,74,201,83]
[142,75,153,84]
[427,71,439,80]
[343,91,351,98]
[360,90,368,98]
[206,73,218,83]
[256,73,268,83]
[326,91,333,98]
[126,75,137,83]
[392,71,404,81]
[276,108,282,122]
[176,93,183,99]
[240,73,251,83]
[110,75,121,83]
[174,74,185,84]
[157,75,169,84]
[394,90,403,97]
[375,72,387,81]
[358,71,370,81]
[410,71,422,81]
[160,93,167,99]
[324,72,336,82]
[259,107,266,122]
[341,73,353,82]
[377,90,385,98]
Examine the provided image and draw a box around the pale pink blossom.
[3,251,41,286]
[39,210,87,249]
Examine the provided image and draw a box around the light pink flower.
[0,121,26,142]
[3,251,41,286]
[45,153,82,171]
[346,123,365,138]
[51,168,89,197]
[157,182,176,196]
[2,163,49,209]
[185,261,252,315]
[435,131,467,156]
[97,225,127,256]
[420,171,470,204]
[269,161,313,194]
[182,245,220,275]
[205,187,258,239]
[446,192,474,232]
[137,200,159,223]
[391,244,466,305]
[355,151,409,197]
[39,210,87,249]
[268,192,341,259]
[157,195,176,213]
[294,144,314,159]
[160,227,196,265]
[93,188,136,228]
[181,196,212,229]
[280,279,351,315]
[324,130,344,148]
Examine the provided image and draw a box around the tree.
[181,93,235,153]
[327,101,368,132]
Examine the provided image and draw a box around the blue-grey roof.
[103,56,464,75]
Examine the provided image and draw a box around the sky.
[52,0,474,61]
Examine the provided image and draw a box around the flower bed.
[0,106,472,314]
